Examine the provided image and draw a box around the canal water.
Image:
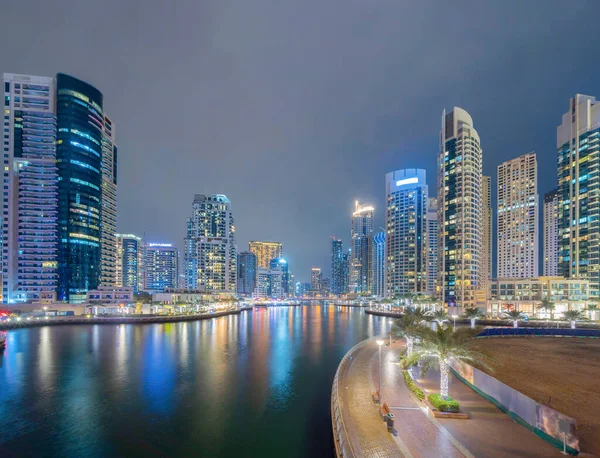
[0,305,390,457]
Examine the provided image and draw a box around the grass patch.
[428,393,459,412]
[402,370,425,400]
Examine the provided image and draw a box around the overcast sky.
[3,0,600,281]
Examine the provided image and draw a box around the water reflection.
[0,305,386,457]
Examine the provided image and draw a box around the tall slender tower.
[438,108,483,311]
[331,237,344,296]
[372,231,386,298]
[237,251,257,296]
[543,188,560,276]
[481,176,492,293]
[497,153,539,279]
[1,74,58,303]
[184,194,236,292]
[351,201,373,293]
[115,233,144,293]
[385,169,428,297]
[557,95,600,295]
[100,115,117,286]
[426,197,439,296]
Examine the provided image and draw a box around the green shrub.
[428,393,459,412]
[402,370,425,400]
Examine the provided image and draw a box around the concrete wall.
[453,360,579,452]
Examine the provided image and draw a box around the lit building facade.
[1,74,58,303]
[438,107,483,311]
[385,169,428,297]
[351,201,373,293]
[116,233,144,293]
[311,267,322,292]
[56,73,105,302]
[184,194,236,292]
[145,243,178,292]
[426,197,439,296]
[253,267,284,300]
[237,251,257,296]
[544,188,559,276]
[481,176,492,294]
[557,95,600,296]
[372,231,386,298]
[331,237,346,295]
[248,241,283,269]
[487,277,588,317]
[269,258,290,296]
[497,153,539,279]
[100,115,117,286]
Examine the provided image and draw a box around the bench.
[379,402,391,420]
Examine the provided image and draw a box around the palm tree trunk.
[513,321,518,328]
[406,337,413,358]
[470,318,475,328]
[571,321,576,329]
[440,358,450,399]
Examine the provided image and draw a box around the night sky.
[3,0,600,282]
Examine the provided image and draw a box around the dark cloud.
[2,0,599,280]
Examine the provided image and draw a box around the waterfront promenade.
[335,338,565,457]
[0,307,252,331]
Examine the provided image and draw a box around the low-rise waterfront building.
[86,286,134,304]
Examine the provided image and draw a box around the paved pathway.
[338,338,568,457]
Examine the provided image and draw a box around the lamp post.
[452,314,458,332]
[376,339,384,402]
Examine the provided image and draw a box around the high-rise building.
[184,194,236,292]
[544,188,560,276]
[145,243,178,292]
[438,108,483,311]
[321,277,331,295]
[56,73,106,302]
[254,267,284,300]
[426,197,439,296]
[342,251,350,293]
[269,258,290,296]
[557,95,600,295]
[351,201,373,293]
[311,267,322,292]
[100,115,117,286]
[248,241,283,269]
[372,231,386,298]
[1,74,58,303]
[331,237,345,295]
[237,251,257,296]
[481,176,492,294]
[385,169,428,297]
[116,234,144,293]
[497,153,539,279]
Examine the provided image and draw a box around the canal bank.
[333,336,565,457]
[0,307,252,330]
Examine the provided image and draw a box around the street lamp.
[452,314,458,332]
[376,339,384,402]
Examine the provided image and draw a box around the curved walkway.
[337,338,565,457]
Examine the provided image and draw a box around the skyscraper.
[544,188,559,276]
[426,197,439,296]
[269,258,290,296]
[1,74,58,303]
[331,237,345,295]
[351,201,373,293]
[497,153,539,279]
[100,115,117,286]
[145,243,178,292]
[254,267,284,300]
[557,95,600,295]
[438,108,483,311]
[116,234,144,293]
[56,73,106,302]
[311,267,322,292]
[237,251,257,296]
[372,231,386,298]
[184,194,236,292]
[248,241,283,269]
[385,169,428,297]
[481,176,492,293]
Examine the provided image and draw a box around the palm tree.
[540,297,555,322]
[407,306,431,323]
[393,314,426,358]
[587,301,599,321]
[405,326,491,399]
[463,307,484,328]
[503,310,525,328]
[431,309,449,324]
[563,310,587,329]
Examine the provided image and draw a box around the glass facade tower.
[237,251,257,296]
[56,74,104,302]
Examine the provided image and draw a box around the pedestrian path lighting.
[376,339,384,402]
[452,314,457,332]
